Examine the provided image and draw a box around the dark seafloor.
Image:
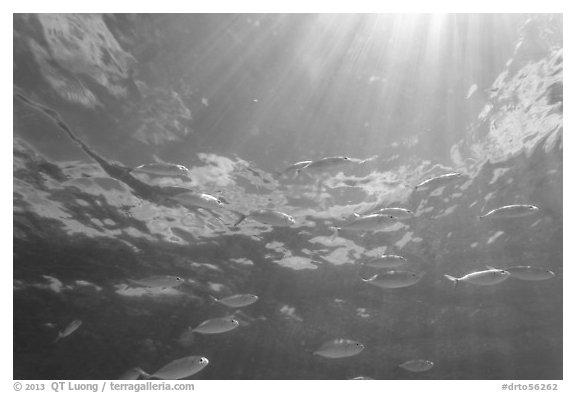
[13,14,562,380]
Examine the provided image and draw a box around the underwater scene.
[13,14,562,380]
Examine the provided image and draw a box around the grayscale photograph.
[13,13,562,380]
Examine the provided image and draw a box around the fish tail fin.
[187,327,198,345]
[180,174,193,182]
[477,204,489,220]
[183,326,198,342]
[443,275,459,289]
[233,213,248,227]
[52,333,62,344]
[404,182,417,191]
[359,274,371,282]
[329,227,340,241]
[296,166,312,177]
[208,295,219,305]
[295,170,309,180]
[137,368,151,380]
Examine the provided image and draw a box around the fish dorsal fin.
[486,265,498,270]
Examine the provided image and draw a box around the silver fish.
[487,265,555,281]
[151,356,209,380]
[298,156,353,174]
[53,319,82,343]
[131,163,189,177]
[399,359,434,372]
[211,294,259,308]
[351,376,374,380]
[170,192,223,211]
[313,339,364,359]
[362,271,424,289]
[479,204,539,219]
[191,317,240,334]
[118,367,149,380]
[128,276,183,289]
[234,209,295,227]
[362,254,407,269]
[444,268,510,288]
[373,207,414,220]
[333,214,398,236]
[414,172,464,191]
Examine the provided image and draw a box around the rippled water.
[13,14,562,380]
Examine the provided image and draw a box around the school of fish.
[51,160,556,379]
[15,90,559,379]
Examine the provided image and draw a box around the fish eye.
[176,277,182,281]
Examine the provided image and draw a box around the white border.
[5,6,571,392]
